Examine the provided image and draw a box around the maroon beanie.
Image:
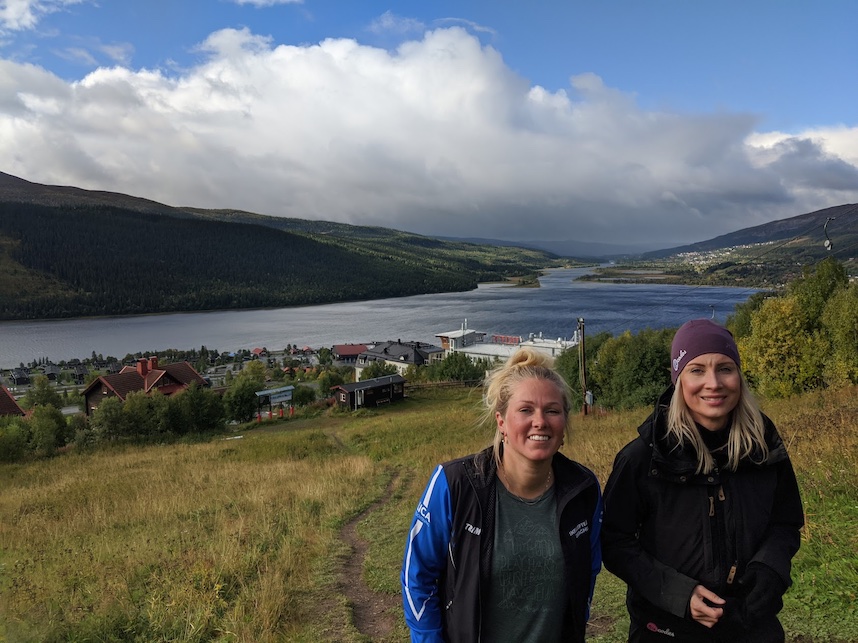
[670,319,740,384]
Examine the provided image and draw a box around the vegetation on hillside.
[581,203,858,288]
[0,201,563,320]
[0,258,856,640]
[554,258,858,411]
[3,256,856,465]
[1,344,498,462]
[0,385,855,642]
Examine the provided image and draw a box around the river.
[0,268,759,368]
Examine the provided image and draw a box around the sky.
[1,0,857,252]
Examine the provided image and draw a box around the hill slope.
[603,203,858,287]
[643,203,858,260]
[0,173,562,320]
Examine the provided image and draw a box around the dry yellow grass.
[1,385,856,642]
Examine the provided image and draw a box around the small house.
[354,340,443,379]
[0,385,25,417]
[331,344,368,365]
[41,363,63,381]
[82,356,207,416]
[9,368,30,386]
[72,364,89,385]
[332,374,406,410]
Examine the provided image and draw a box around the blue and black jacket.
[401,446,603,643]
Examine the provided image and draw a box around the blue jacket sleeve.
[401,464,453,643]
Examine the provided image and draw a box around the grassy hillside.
[0,386,855,642]
[0,200,563,320]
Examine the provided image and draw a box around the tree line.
[556,257,857,410]
[0,202,558,320]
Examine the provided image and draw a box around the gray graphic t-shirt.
[481,484,565,643]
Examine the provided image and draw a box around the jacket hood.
[637,385,789,476]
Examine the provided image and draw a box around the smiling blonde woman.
[602,319,804,643]
[401,348,603,643]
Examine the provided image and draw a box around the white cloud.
[54,45,96,66]
[49,39,133,70]
[0,0,86,32]
[1,26,856,249]
[368,11,425,36]
[229,0,303,7]
[435,17,497,37]
[99,41,134,66]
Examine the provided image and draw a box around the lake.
[0,267,759,368]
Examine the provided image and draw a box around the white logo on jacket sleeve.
[465,522,481,535]
[569,520,589,538]
[417,502,431,523]
[415,464,445,526]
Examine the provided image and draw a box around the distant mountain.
[440,204,858,263]
[0,172,563,321]
[643,203,858,260]
[434,235,660,259]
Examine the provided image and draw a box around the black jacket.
[402,446,603,642]
[601,387,804,642]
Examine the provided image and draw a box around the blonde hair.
[482,347,573,468]
[667,372,769,474]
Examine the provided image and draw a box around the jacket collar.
[639,385,789,476]
[467,446,597,499]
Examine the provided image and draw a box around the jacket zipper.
[714,483,738,586]
[720,484,738,585]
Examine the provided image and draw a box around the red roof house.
[332,344,368,364]
[82,356,207,416]
[0,385,25,417]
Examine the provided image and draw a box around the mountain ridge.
[2,172,856,321]
[642,203,858,259]
[0,172,563,321]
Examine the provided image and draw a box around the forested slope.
[0,201,559,320]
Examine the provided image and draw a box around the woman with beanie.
[401,348,603,642]
[601,319,804,642]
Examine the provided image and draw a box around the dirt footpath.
[336,472,402,640]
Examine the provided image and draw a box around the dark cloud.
[767,137,858,191]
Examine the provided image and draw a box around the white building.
[435,320,578,363]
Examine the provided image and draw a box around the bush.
[0,420,29,462]
[292,385,317,407]
[28,405,68,457]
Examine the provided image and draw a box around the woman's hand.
[689,585,725,628]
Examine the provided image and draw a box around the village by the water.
[0,319,581,419]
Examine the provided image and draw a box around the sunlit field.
[1,386,856,642]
